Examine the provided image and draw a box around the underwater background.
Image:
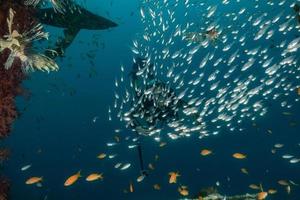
[1,0,300,199]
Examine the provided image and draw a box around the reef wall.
[0,1,38,199]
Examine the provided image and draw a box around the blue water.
[2,0,300,199]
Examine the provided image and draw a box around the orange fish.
[268,189,277,194]
[169,172,180,184]
[129,181,134,193]
[249,184,260,190]
[148,163,155,170]
[114,136,120,142]
[64,171,81,186]
[97,153,107,159]
[232,153,247,159]
[271,149,276,154]
[257,192,268,200]
[178,186,189,196]
[241,168,249,175]
[26,177,43,185]
[297,87,300,95]
[159,142,167,147]
[200,149,212,156]
[278,180,289,186]
[86,173,103,182]
[153,184,161,190]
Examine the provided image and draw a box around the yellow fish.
[232,153,247,159]
[169,172,180,184]
[97,153,107,159]
[26,177,43,185]
[86,173,103,182]
[64,171,81,186]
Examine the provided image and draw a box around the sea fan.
[0,8,58,73]
[112,0,300,141]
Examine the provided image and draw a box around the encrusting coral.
[0,178,10,200]
[0,2,59,199]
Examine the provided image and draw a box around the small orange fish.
[297,87,300,95]
[153,184,161,190]
[114,136,120,142]
[282,112,292,116]
[97,153,106,159]
[159,142,167,147]
[148,163,155,170]
[232,153,247,159]
[271,149,276,154]
[26,177,43,185]
[278,180,289,186]
[86,173,103,182]
[178,186,189,196]
[249,184,260,190]
[268,189,277,194]
[129,181,134,193]
[169,172,180,184]
[64,171,81,186]
[200,149,212,156]
[257,191,268,200]
[241,168,249,175]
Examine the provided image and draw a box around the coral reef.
[0,51,24,138]
[0,149,10,200]
[0,1,58,138]
[0,2,50,199]
[0,149,10,163]
[0,178,10,200]
[0,1,29,138]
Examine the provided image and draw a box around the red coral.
[0,1,37,138]
[0,178,10,200]
[0,2,40,199]
[0,52,24,138]
[0,149,10,163]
